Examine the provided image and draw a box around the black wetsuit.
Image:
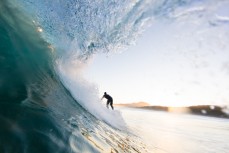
[103,94,113,110]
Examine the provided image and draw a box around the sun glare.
[37,27,43,32]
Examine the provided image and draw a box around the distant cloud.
[171,6,205,19]
[209,15,229,27]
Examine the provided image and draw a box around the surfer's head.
[104,92,107,95]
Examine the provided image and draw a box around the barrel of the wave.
[0,1,72,153]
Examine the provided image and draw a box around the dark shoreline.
[116,104,229,119]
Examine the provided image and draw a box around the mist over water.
[120,108,229,153]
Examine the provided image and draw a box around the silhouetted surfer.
[101,92,114,110]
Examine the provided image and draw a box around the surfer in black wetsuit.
[101,92,114,110]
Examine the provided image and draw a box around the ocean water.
[120,107,229,153]
[1,0,229,152]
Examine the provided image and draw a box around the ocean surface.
[119,107,229,153]
[1,0,229,152]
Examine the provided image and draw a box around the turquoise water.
[120,108,229,153]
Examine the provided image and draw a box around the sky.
[83,4,229,107]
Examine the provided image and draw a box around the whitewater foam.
[56,58,127,130]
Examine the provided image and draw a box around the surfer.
[101,92,114,110]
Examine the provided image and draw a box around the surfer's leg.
[106,100,109,109]
[110,100,114,110]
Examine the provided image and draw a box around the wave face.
[1,0,229,152]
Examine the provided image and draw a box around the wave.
[0,0,152,152]
[1,0,229,152]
